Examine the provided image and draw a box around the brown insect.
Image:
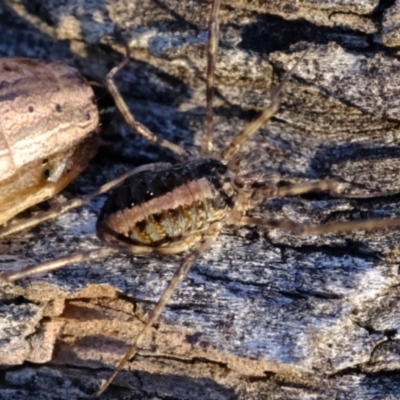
[0,57,99,226]
[2,0,400,397]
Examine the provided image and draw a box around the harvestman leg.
[245,177,400,234]
[105,43,189,162]
[0,246,117,281]
[96,223,222,396]
[0,227,203,282]
[251,179,344,204]
[203,0,221,156]
[221,48,310,162]
[202,0,309,166]
[0,163,172,238]
[240,216,400,234]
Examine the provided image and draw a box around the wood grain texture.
[1,0,400,399]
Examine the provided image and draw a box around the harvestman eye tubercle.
[2,0,400,397]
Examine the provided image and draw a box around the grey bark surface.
[1,0,400,399]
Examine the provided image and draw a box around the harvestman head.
[2,0,400,397]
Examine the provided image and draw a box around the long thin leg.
[220,47,310,162]
[0,229,201,282]
[340,189,400,199]
[240,216,400,234]
[203,0,221,156]
[106,43,189,161]
[0,163,172,238]
[0,247,116,282]
[96,223,222,397]
[252,179,343,205]
[272,180,343,197]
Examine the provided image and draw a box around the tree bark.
[1,0,400,399]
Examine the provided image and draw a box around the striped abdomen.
[97,159,237,249]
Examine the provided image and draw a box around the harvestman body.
[2,0,400,397]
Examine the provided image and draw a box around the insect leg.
[96,223,222,397]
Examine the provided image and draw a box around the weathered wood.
[1,0,400,399]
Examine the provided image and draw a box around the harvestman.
[2,0,400,397]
